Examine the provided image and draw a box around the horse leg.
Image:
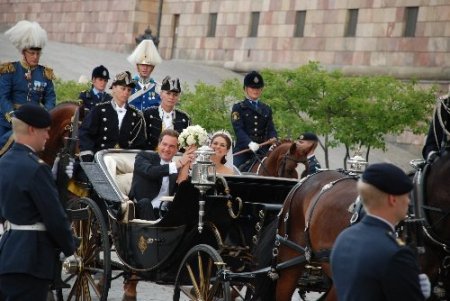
[276,266,303,301]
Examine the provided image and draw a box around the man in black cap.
[79,71,147,162]
[143,75,191,150]
[0,103,75,301]
[231,70,277,171]
[331,163,430,301]
[78,65,112,118]
[298,132,321,175]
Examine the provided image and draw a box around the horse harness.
[268,171,358,279]
[277,149,305,177]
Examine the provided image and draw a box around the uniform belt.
[4,221,46,231]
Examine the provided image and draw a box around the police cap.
[299,132,319,142]
[92,65,110,80]
[14,103,51,128]
[244,71,264,89]
[161,76,181,93]
[361,163,413,195]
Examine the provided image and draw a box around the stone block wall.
[1,0,449,80]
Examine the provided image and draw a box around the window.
[294,10,306,37]
[345,9,358,37]
[249,12,260,37]
[404,7,418,37]
[207,13,217,37]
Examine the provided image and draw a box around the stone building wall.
[1,0,449,80]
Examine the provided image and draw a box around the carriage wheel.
[173,244,231,301]
[58,197,111,301]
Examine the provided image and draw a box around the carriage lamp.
[191,146,216,233]
[346,153,368,173]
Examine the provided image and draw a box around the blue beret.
[244,71,264,89]
[299,132,318,141]
[362,163,413,195]
[13,103,51,128]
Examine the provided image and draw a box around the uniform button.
[182,119,186,122]
[149,124,152,127]
[254,128,258,131]
[101,144,105,147]
[101,108,105,112]
[103,136,107,140]
[104,127,107,131]
[133,113,136,116]
[131,122,134,126]
[103,118,107,121]
[254,116,258,119]
[150,115,153,118]
[129,131,132,134]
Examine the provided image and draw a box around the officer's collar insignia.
[232,111,240,121]
[253,77,259,83]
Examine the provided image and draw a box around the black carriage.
[54,149,298,300]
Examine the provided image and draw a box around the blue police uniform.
[231,99,277,168]
[331,215,424,301]
[0,143,75,299]
[79,101,147,160]
[143,106,191,150]
[128,76,161,111]
[79,89,112,117]
[307,155,321,175]
[0,61,56,148]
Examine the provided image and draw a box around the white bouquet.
[178,125,208,148]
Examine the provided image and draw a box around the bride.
[209,130,237,175]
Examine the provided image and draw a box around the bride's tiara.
[210,130,232,141]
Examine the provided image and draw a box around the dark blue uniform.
[307,155,321,175]
[143,106,191,150]
[0,61,56,148]
[128,76,161,111]
[0,143,75,299]
[331,215,424,301]
[422,95,449,160]
[79,101,147,159]
[231,99,277,168]
[78,89,112,118]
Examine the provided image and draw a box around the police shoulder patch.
[43,66,56,80]
[0,62,15,74]
[232,111,240,121]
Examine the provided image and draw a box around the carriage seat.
[102,151,182,198]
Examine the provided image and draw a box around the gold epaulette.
[43,66,56,80]
[0,62,15,74]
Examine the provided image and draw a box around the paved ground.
[4,34,423,300]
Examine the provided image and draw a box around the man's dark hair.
[158,129,179,143]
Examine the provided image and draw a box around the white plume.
[5,20,48,51]
[127,39,162,66]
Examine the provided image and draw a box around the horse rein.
[277,150,305,177]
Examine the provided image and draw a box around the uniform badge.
[232,112,240,121]
[253,76,259,84]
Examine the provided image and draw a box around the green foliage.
[179,79,242,134]
[54,78,90,104]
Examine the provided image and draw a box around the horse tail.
[251,218,278,301]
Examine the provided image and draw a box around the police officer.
[0,20,56,154]
[79,71,147,162]
[422,93,449,162]
[79,65,112,118]
[331,163,431,301]
[298,132,321,175]
[143,76,191,150]
[127,39,162,111]
[0,104,75,301]
[231,71,277,170]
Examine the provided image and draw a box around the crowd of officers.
[0,19,445,301]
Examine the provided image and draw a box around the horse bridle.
[277,150,305,177]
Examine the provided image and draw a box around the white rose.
[186,135,196,146]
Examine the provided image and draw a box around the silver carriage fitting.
[346,153,368,173]
[191,146,216,233]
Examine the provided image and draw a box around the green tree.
[54,78,89,104]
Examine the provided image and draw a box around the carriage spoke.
[206,281,221,301]
[198,251,205,295]
[180,286,197,300]
[187,263,202,298]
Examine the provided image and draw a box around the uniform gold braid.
[43,66,56,80]
[0,62,15,74]
[0,135,15,156]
